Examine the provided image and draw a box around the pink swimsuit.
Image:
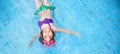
[42,39,55,47]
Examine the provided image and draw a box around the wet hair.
[39,30,55,43]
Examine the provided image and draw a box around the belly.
[38,10,52,21]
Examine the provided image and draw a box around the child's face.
[43,28,53,41]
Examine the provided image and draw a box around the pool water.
[0,0,120,54]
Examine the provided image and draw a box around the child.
[28,0,80,47]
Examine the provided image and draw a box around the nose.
[45,31,50,34]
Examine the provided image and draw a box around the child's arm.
[27,30,40,47]
[34,0,42,9]
[52,27,80,38]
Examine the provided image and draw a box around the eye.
[44,36,46,38]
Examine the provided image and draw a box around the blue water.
[0,0,120,54]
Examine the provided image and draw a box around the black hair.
[39,30,55,43]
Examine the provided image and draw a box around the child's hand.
[73,32,81,39]
[27,42,31,47]
[27,40,33,47]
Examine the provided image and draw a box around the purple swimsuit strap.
[38,18,53,30]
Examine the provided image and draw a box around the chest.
[41,23,53,30]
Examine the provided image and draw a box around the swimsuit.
[42,39,55,47]
[38,18,53,30]
[34,5,55,15]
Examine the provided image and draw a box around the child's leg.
[42,0,50,6]
[34,0,42,9]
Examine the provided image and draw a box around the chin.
[45,39,51,41]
